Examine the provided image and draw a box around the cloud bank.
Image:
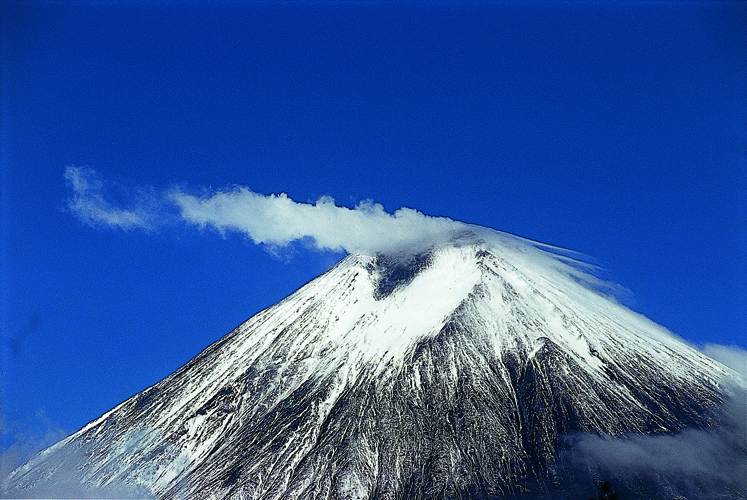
[65,166,465,256]
[558,347,747,500]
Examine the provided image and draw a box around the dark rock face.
[5,231,742,499]
[370,251,434,300]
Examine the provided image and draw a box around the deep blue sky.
[2,0,745,464]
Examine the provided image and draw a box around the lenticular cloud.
[64,166,465,256]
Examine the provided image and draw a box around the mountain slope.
[5,228,738,499]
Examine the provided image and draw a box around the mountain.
[5,228,742,499]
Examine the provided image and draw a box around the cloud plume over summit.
[168,187,463,255]
[65,166,464,256]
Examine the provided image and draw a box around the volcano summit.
[5,228,744,499]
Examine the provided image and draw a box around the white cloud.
[168,186,465,255]
[65,166,159,231]
[65,166,466,256]
[561,351,747,499]
[0,410,67,493]
[702,344,747,378]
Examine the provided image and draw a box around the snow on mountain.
[5,227,742,499]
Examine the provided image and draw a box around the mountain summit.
[5,228,742,499]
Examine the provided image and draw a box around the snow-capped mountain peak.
[6,227,740,499]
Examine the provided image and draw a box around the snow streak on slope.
[5,227,741,499]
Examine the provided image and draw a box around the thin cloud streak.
[168,187,464,255]
[65,166,158,231]
[65,166,465,256]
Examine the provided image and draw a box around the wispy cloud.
[65,166,161,231]
[0,410,66,490]
[65,166,465,255]
[703,344,747,377]
[561,347,747,499]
